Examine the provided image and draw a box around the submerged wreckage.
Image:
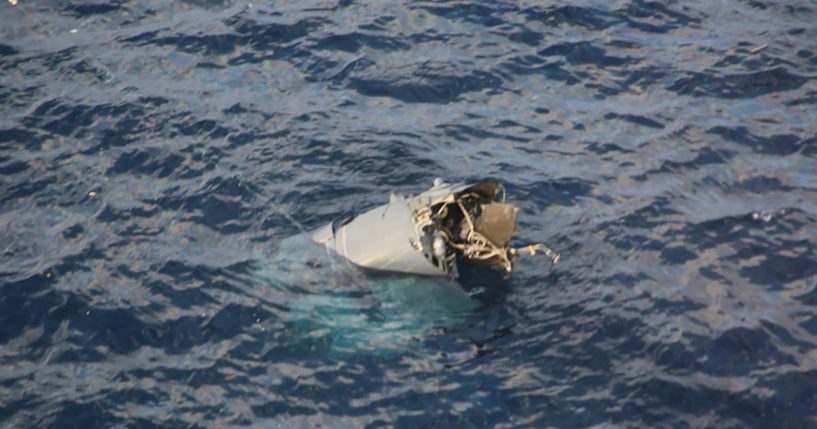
[312,179,559,278]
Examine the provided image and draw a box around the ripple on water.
[2,0,817,427]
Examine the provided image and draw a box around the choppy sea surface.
[2,0,817,427]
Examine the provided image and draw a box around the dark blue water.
[2,1,817,427]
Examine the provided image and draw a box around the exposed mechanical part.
[311,179,559,278]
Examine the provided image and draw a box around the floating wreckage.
[312,179,559,278]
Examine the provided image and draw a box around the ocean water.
[2,0,817,427]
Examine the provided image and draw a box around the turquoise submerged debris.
[255,233,481,356]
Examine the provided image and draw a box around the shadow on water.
[253,233,484,357]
